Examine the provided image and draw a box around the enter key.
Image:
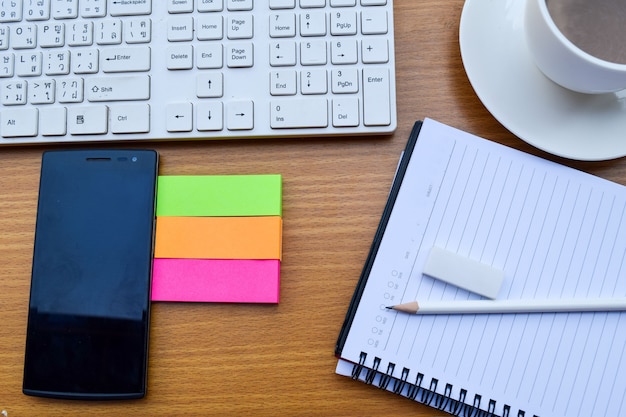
[363,68,391,126]
[101,47,151,73]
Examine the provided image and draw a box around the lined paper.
[338,119,626,416]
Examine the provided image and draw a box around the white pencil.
[386,298,626,315]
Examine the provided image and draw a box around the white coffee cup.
[525,0,626,94]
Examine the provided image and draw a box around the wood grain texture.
[1,1,625,415]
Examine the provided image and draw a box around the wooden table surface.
[2,1,625,416]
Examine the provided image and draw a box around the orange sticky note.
[154,216,282,260]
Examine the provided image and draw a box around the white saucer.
[459,0,626,161]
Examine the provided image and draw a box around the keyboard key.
[362,67,390,126]
[96,19,122,45]
[12,24,37,49]
[29,79,55,103]
[40,106,67,136]
[167,44,193,69]
[196,101,223,131]
[227,15,253,39]
[331,68,358,93]
[332,98,359,127]
[52,0,79,19]
[300,0,326,7]
[196,44,223,68]
[269,13,296,38]
[101,47,151,73]
[86,75,150,101]
[109,0,152,16]
[300,69,327,94]
[361,10,388,35]
[40,23,65,47]
[80,0,107,18]
[269,41,296,66]
[44,50,70,75]
[227,0,253,11]
[68,105,108,134]
[57,77,83,102]
[330,10,357,36]
[0,53,14,77]
[196,72,223,97]
[68,22,94,46]
[16,52,43,76]
[270,70,297,96]
[166,102,193,132]
[196,15,223,40]
[270,0,296,9]
[300,11,326,36]
[300,40,327,65]
[361,38,388,63]
[168,16,194,41]
[198,0,224,12]
[0,27,9,50]
[125,18,152,43]
[270,98,327,128]
[330,39,357,64]
[110,103,150,133]
[226,43,253,68]
[168,0,194,13]
[1,80,27,105]
[226,100,253,130]
[26,0,51,21]
[72,49,99,73]
[0,0,23,23]
[1,107,38,137]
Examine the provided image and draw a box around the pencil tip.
[385,306,393,309]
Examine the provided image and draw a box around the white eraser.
[423,247,504,299]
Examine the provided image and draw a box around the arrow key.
[330,39,357,65]
[196,73,223,98]
[270,41,296,67]
[226,100,253,131]
[197,101,223,131]
[166,102,193,132]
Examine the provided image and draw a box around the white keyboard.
[0,0,396,145]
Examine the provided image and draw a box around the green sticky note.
[156,175,282,217]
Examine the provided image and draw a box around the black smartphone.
[23,149,159,400]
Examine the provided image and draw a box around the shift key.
[86,75,150,102]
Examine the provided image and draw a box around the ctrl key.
[1,108,38,137]
[111,104,150,134]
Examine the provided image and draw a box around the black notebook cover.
[335,120,423,355]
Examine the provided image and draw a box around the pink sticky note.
[151,258,280,303]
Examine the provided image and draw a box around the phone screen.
[23,150,158,400]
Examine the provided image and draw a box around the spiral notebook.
[335,119,626,417]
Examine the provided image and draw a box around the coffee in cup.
[525,0,626,93]
[546,0,626,65]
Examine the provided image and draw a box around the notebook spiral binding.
[351,352,534,417]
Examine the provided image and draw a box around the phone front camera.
[131,156,138,162]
